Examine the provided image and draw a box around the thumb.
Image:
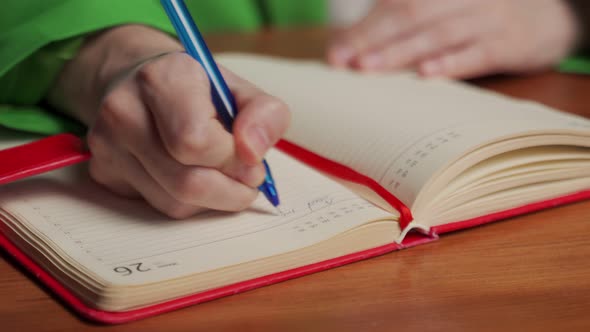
[233,93,291,166]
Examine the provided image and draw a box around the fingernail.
[360,53,383,70]
[246,125,270,161]
[330,46,354,66]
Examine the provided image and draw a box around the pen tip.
[270,195,280,207]
[259,161,279,207]
[258,183,280,207]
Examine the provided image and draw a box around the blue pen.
[160,0,280,206]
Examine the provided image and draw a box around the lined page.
[220,54,590,207]
[0,149,397,285]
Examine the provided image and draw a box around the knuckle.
[136,60,164,89]
[136,53,207,91]
[169,169,210,203]
[100,93,121,119]
[99,92,133,129]
[166,125,212,163]
[167,52,210,87]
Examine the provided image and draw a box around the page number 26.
[113,263,151,276]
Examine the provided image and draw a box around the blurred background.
[328,0,375,26]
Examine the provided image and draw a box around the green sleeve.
[0,0,178,135]
[262,0,327,26]
[0,37,87,135]
[0,0,177,79]
[560,0,590,74]
[0,0,327,136]
[559,55,590,75]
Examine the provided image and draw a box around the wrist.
[48,25,182,125]
[95,25,182,95]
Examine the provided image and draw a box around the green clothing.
[0,0,326,135]
[559,56,590,74]
[0,0,588,136]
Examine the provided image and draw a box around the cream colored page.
[0,149,396,285]
[219,54,590,207]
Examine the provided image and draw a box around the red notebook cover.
[0,134,90,185]
[0,134,589,324]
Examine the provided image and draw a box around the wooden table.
[2,28,589,332]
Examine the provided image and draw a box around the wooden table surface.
[2,28,589,332]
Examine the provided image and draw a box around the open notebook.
[1,54,589,323]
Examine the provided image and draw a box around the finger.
[131,60,265,186]
[137,52,236,167]
[356,12,488,71]
[219,67,291,166]
[94,148,207,219]
[98,74,262,210]
[134,145,260,212]
[328,0,469,66]
[233,94,290,166]
[87,121,200,218]
[92,112,258,215]
[89,161,140,198]
[233,95,287,165]
[87,104,140,198]
[130,169,207,220]
[328,8,394,66]
[87,137,139,198]
[130,115,263,202]
[418,42,501,79]
[119,100,261,208]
